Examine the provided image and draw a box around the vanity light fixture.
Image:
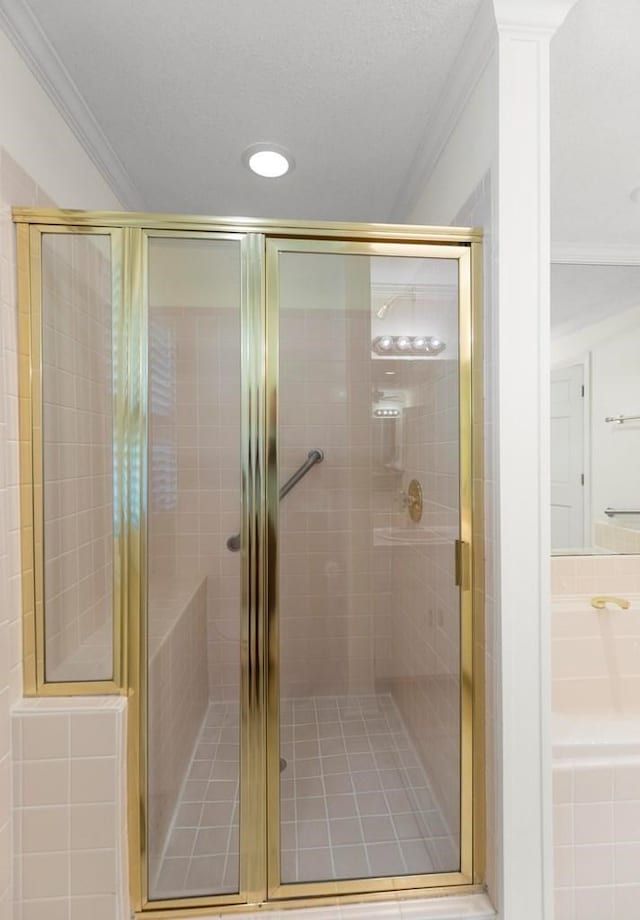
[372,335,446,356]
[243,143,293,178]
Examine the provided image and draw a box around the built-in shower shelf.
[374,526,457,546]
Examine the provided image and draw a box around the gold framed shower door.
[14,209,484,916]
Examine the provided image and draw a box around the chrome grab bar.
[226,448,324,552]
[604,414,640,424]
[604,507,640,517]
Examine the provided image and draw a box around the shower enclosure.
[15,211,483,914]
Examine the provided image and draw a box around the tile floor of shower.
[152,693,457,899]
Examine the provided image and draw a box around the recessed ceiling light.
[243,144,293,178]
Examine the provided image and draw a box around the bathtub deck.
[152,693,457,899]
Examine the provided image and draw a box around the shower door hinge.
[454,539,470,590]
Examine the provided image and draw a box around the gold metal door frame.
[13,209,484,917]
[130,228,268,914]
[265,238,477,902]
[17,222,125,696]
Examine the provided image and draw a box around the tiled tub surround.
[147,576,209,889]
[551,591,640,919]
[553,727,640,920]
[154,694,455,898]
[41,233,114,682]
[551,554,640,598]
[11,697,128,920]
[593,521,640,556]
[552,595,640,715]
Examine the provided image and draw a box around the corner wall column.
[491,2,579,918]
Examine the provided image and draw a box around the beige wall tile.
[70,758,116,804]
[70,850,116,895]
[22,853,69,899]
[21,761,69,808]
[21,715,69,761]
[69,895,117,920]
[70,803,116,850]
[21,806,68,853]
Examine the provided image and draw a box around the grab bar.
[604,507,640,517]
[226,448,324,551]
[605,414,640,424]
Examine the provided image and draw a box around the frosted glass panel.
[41,233,113,683]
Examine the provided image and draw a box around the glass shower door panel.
[146,237,242,900]
[277,250,461,885]
[41,233,114,683]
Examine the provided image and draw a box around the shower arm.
[226,448,324,552]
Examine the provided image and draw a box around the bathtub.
[552,594,640,920]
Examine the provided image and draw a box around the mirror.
[550,262,640,554]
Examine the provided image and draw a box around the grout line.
[154,694,452,896]
[340,695,373,878]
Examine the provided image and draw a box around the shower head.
[375,288,415,320]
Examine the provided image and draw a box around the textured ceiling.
[22,0,481,220]
[551,263,640,336]
[551,0,640,248]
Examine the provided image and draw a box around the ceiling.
[551,263,640,337]
[4,0,639,248]
[13,0,482,220]
[551,0,640,250]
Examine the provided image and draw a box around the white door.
[551,364,585,549]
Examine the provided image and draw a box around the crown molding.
[492,0,579,34]
[552,242,640,265]
[0,0,146,209]
[389,0,496,222]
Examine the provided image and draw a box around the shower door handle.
[454,539,470,590]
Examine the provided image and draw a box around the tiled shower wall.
[41,234,113,680]
[279,303,393,698]
[383,354,461,844]
[148,304,241,700]
[148,280,396,703]
[147,578,208,885]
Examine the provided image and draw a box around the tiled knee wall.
[148,577,208,881]
[553,757,640,920]
[11,698,128,920]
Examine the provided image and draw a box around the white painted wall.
[0,27,121,209]
[552,306,640,533]
[0,20,123,920]
[405,52,498,227]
